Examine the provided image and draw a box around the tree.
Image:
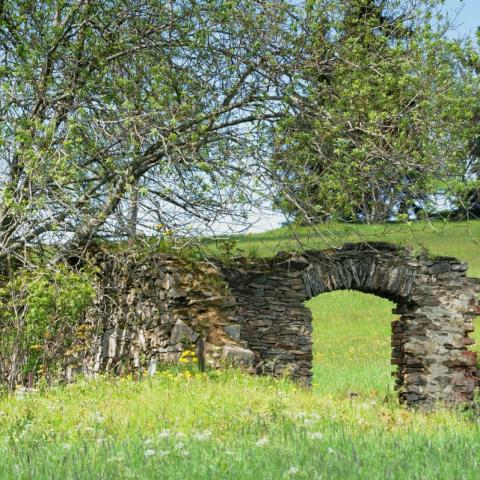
[0,0,297,261]
[270,0,480,224]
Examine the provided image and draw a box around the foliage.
[0,0,478,260]
[271,0,480,224]
[0,0,295,258]
[0,265,95,387]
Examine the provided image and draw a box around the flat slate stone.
[221,345,254,367]
[170,319,198,344]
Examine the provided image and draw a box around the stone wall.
[223,243,479,407]
[74,242,479,409]
[71,252,255,379]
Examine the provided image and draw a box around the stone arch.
[223,242,479,408]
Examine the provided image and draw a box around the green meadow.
[1,221,479,479]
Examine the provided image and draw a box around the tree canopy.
[270,0,480,224]
[0,0,478,261]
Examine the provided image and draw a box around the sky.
[235,0,479,234]
[444,0,479,39]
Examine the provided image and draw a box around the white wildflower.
[286,466,300,475]
[144,438,154,445]
[307,432,324,440]
[193,430,212,441]
[144,449,156,458]
[255,437,269,447]
[91,412,105,423]
[158,429,171,439]
[327,447,335,454]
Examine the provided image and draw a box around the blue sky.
[444,0,479,38]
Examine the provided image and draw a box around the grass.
[2,371,480,479]
[310,291,396,397]
[1,220,479,479]
[209,220,480,275]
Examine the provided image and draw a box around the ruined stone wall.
[70,252,254,379]
[220,257,313,384]
[73,242,479,408]
[224,243,479,407]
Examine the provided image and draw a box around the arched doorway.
[223,242,479,408]
[308,290,395,399]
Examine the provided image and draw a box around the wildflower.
[179,349,197,364]
[91,412,105,423]
[144,438,154,445]
[193,430,212,441]
[255,437,269,447]
[286,466,300,475]
[158,450,170,458]
[144,449,156,458]
[307,432,324,440]
[158,429,171,439]
[327,447,335,454]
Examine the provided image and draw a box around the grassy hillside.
[212,220,480,275]
[0,221,479,479]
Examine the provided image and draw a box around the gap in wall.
[306,290,397,400]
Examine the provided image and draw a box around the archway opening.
[306,290,397,399]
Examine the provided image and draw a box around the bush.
[0,264,95,390]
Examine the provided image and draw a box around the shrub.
[0,264,95,390]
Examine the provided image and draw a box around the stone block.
[170,319,198,344]
[221,345,254,367]
[102,331,117,359]
[223,324,241,341]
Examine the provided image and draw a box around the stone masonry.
[75,242,479,409]
[222,243,479,407]
[72,251,254,379]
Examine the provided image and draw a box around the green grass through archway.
[308,291,397,399]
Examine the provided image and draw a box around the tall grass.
[1,220,479,479]
[1,371,480,479]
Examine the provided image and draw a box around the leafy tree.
[271,0,480,224]
[0,0,296,260]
